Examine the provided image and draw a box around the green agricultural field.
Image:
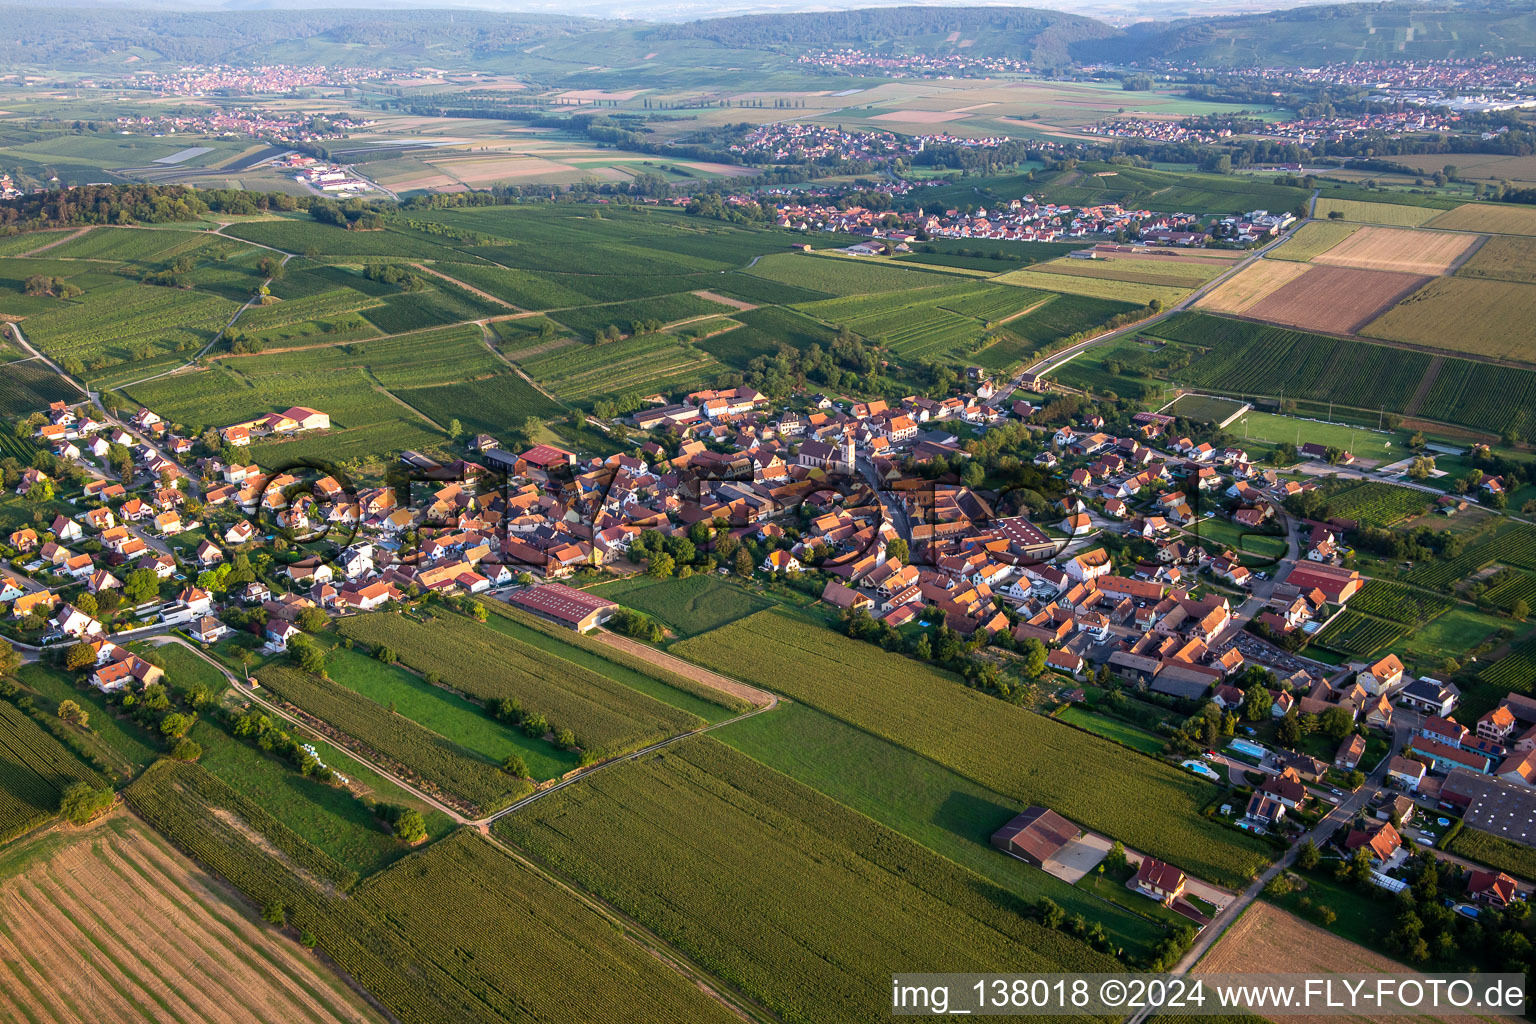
[518,330,726,406]
[1166,393,1247,425]
[1483,571,1536,613]
[496,738,1119,1024]
[745,251,955,296]
[0,700,105,844]
[0,359,78,417]
[717,702,1171,961]
[1312,610,1407,657]
[1324,481,1433,527]
[477,600,748,719]
[1406,524,1536,591]
[673,610,1271,886]
[1055,705,1167,755]
[1398,607,1509,669]
[1038,163,1309,216]
[323,647,578,780]
[221,218,470,260]
[147,641,229,691]
[391,372,564,438]
[1448,827,1536,879]
[1415,358,1536,438]
[0,229,71,257]
[20,279,240,381]
[1143,313,1430,414]
[1314,199,1442,226]
[427,261,595,309]
[590,574,774,637]
[1348,580,1454,627]
[191,720,454,878]
[255,663,530,816]
[126,761,736,1024]
[996,266,1186,306]
[1479,637,1536,694]
[550,292,732,341]
[126,324,506,462]
[336,610,702,760]
[14,664,160,775]
[1269,221,1360,262]
[42,226,204,261]
[698,305,837,369]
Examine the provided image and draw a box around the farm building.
[505,584,618,632]
[1285,563,1363,603]
[989,807,1081,867]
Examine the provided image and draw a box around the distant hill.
[650,6,1120,66]
[3,6,596,67]
[1075,0,1536,66]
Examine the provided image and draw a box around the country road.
[159,629,778,830]
[1124,707,1412,1024]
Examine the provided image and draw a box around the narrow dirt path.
[691,289,757,311]
[499,336,576,360]
[1405,355,1444,416]
[593,630,776,708]
[411,263,523,311]
[151,637,472,824]
[369,382,446,431]
[17,226,93,257]
[479,322,564,406]
[994,297,1051,325]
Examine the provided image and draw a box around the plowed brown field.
[1196,901,1514,1024]
[1246,265,1431,334]
[0,811,383,1024]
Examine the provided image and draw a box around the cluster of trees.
[1350,522,1463,565]
[489,695,578,753]
[734,329,882,398]
[142,252,197,289]
[362,263,425,290]
[630,523,757,580]
[223,327,265,355]
[309,198,383,231]
[0,184,301,235]
[607,607,664,643]
[230,707,334,779]
[23,274,81,299]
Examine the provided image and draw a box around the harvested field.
[1314,198,1441,226]
[0,810,384,1024]
[1312,225,1479,275]
[869,109,967,123]
[1245,265,1431,335]
[1363,276,1536,362]
[1031,256,1221,289]
[1194,260,1310,314]
[1197,902,1480,1024]
[1429,202,1536,236]
[1268,220,1359,262]
[1393,152,1536,184]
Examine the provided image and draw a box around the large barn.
[505,584,618,633]
[989,807,1081,866]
